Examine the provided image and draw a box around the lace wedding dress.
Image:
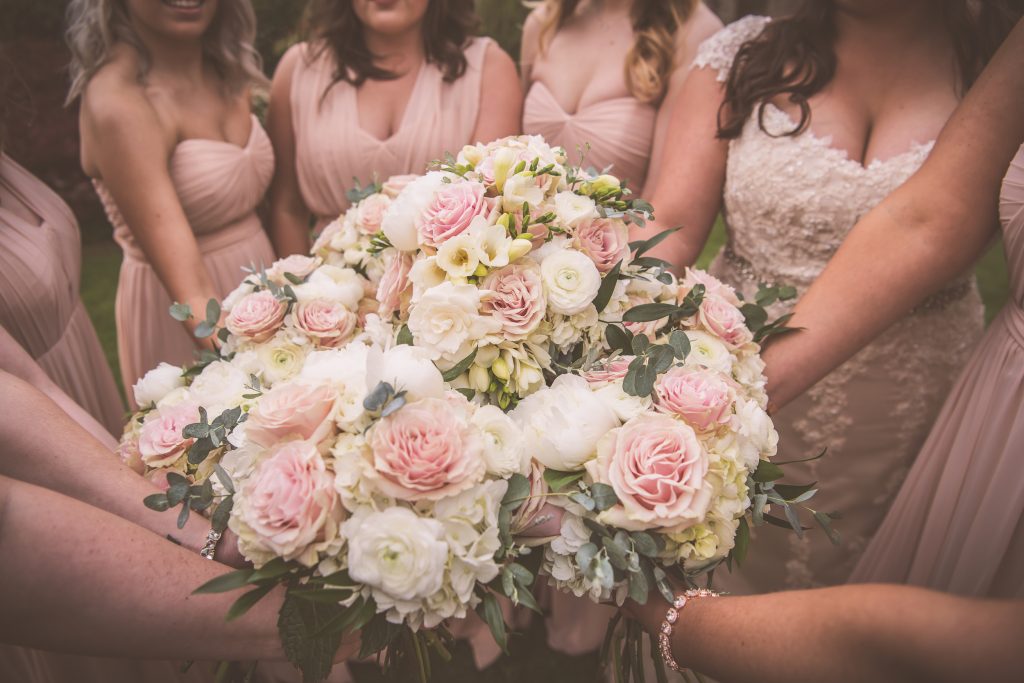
[699,17,985,592]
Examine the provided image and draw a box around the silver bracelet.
[658,588,719,673]
[199,529,223,560]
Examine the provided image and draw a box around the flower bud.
[508,238,533,262]
[469,364,491,393]
[491,357,511,382]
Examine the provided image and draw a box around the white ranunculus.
[294,264,364,310]
[365,344,444,402]
[343,507,449,601]
[132,362,185,407]
[471,405,528,477]
[540,249,602,315]
[553,191,598,228]
[435,232,482,279]
[188,360,249,415]
[684,330,735,375]
[593,382,652,423]
[381,172,446,251]
[511,374,619,471]
[300,345,371,426]
[255,334,309,386]
[407,282,501,362]
[732,398,778,461]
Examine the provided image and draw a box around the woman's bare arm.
[267,45,314,258]
[472,42,524,144]
[763,19,1024,410]
[626,584,1024,683]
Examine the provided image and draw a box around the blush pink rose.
[377,251,414,318]
[416,181,488,248]
[581,356,634,387]
[226,290,287,342]
[585,413,712,531]
[681,269,742,307]
[654,366,735,431]
[138,402,199,468]
[246,382,338,447]
[235,441,341,564]
[355,193,391,235]
[268,254,320,283]
[576,218,630,273]
[698,295,753,348]
[369,396,485,501]
[481,262,546,340]
[382,174,418,199]
[291,298,357,347]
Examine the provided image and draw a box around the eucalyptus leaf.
[396,324,414,346]
[441,348,478,382]
[143,493,170,512]
[752,492,768,526]
[211,495,234,533]
[501,473,530,511]
[773,482,817,500]
[582,517,611,539]
[166,480,189,507]
[543,469,585,492]
[214,463,235,495]
[668,330,690,360]
[593,260,623,313]
[627,567,649,604]
[380,393,407,418]
[590,483,620,511]
[629,531,659,558]
[455,387,475,400]
[513,578,542,613]
[630,334,650,355]
[649,345,675,374]
[733,517,750,567]
[570,491,596,511]
[507,562,534,587]
[605,323,632,354]
[205,298,221,325]
[249,557,291,583]
[193,568,255,594]
[176,503,191,529]
[813,511,842,545]
[576,542,599,570]
[603,535,630,571]
[187,437,215,465]
[783,503,804,538]
[740,304,767,332]
[476,592,508,654]
[194,321,216,339]
[752,460,785,483]
[362,382,395,413]
[169,302,193,322]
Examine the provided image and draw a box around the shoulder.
[523,4,549,41]
[692,14,771,82]
[674,3,725,67]
[477,38,517,81]
[80,46,168,146]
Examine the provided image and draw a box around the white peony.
[471,405,528,476]
[593,382,652,423]
[365,344,445,402]
[511,374,619,471]
[343,507,449,602]
[381,172,446,251]
[188,360,249,415]
[540,248,602,315]
[132,362,185,407]
[293,264,363,310]
[553,191,598,228]
[300,345,371,427]
[407,282,501,362]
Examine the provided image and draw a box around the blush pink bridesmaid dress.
[0,153,123,439]
[286,37,494,229]
[94,114,276,400]
[850,144,1024,598]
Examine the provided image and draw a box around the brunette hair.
[717,0,1022,139]
[305,0,479,91]
[65,0,266,104]
[536,0,698,105]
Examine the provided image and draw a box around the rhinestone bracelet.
[199,529,223,561]
[658,588,720,673]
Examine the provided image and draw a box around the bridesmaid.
[520,0,722,193]
[267,0,522,257]
[637,1,1016,596]
[0,151,123,440]
[68,0,276,402]
[519,0,719,657]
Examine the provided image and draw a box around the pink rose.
[138,402,199,468]
[226,290,287,342]
[654,366,735,431]
[416,181,488,248]
[268,254,321,283]
[581,356,634,387]
[481,262,546,340]
[355,193,391,235]
[585,414,712,531]
[369,396,485,501]
[376,251,414,318]
[576,218,630,273]
[235,441,341,564]
[511,459,554,536]
[382,174,418,199]
[291,298,357,347]
[681,269,741,307]
[697,295,753,348]
[246,382,338,448]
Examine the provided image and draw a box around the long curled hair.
[304,0,479,92]
[64,0,266,104]
[717,0,1022,140]
[535,0,698,105]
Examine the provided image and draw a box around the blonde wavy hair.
[64,0,267,104]
[535,0,697,104]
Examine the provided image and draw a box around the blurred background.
[0,1,1007,680]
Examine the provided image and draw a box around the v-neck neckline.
[350,61,429,144]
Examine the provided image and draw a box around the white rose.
[132,362,185,407]
[511,374,619,471]
[343,507,449,601]
[553,191,598,228]
[294,265,363,310]
[540,249,602,315]
[300,345,370,426]
[436,232,482,279]
[381,172,446,251]
[471,405,528,477]
[593,382,652,423]
[684,330,735,375]
[407,282,502,362]
[255,334,309,386]
[365,344,445,402]
[189,360,248,415]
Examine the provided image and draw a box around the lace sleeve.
[692,15,771,83]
